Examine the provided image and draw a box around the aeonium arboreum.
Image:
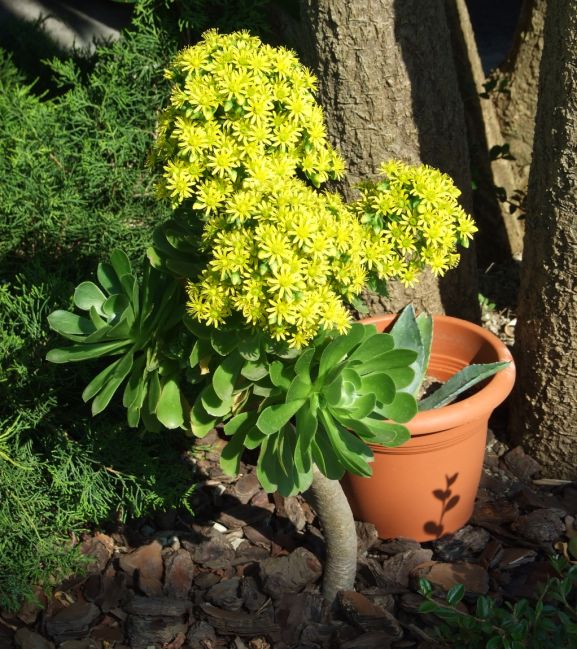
[46,250,194,432]
[188,304,509,498]
[45,30,511,605]
[195,321,419,497]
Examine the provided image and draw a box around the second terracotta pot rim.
[360,313,516,437]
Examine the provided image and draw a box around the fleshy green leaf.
[286,374,312,402]
[210,328,238,356]
[240,360,269,381]
[385,367,415,389]
[189,398,218,438]
[319,410,373,477]
[183,315,212,339]
[323,373,343,407]
[389,305,433,396]
[276,426,301,497]
[147,371,161,413]
[82,356,127,402]
[140,396,162,433]
[156,378,184,429]
[89,305,108,329]
[269,360,293,389]
[47,310,97,337]
[257,399,306,435]
[224,411,258,437]
[294,348,316,377]
[244,426,267,449]
[354,348,418,375]
[238,333,262,361]
[212,351,243,401]
[348,417,411,447]
[46,340,129,363]
[256,436,280,492]
[375,391,418,423]
[419,362,510,410]
[91,352,134,415]
[295,400,318,453]
[340,367,361,390]
[201,384,232,417]
[220,430,248,476]
[110,249,131,279]
[97,261,123,296]
[346,393,376,420]
[311,429,345,480]
[119,273,136,302]
[74,282,107,313]
[101,293,130,319]
[122,355,147,410]
[359,372,396,404]
[347,331,395,364]
[189,338,212,370]
[318,323,367,380]
[127,404,141,428]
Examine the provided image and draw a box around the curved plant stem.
[304,465,357,604]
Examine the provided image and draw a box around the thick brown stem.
[304,465,357,604]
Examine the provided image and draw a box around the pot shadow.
[423,472,461,538]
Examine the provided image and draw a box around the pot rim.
[360,313,516,436]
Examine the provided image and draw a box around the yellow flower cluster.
[352,161,478,285]
[152,29,345,208]
[151,31,478,348]
[186,177,370,348]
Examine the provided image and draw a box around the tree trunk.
[510,0,577,478]
[304,466,357,604]
[492,0,545,194]
[297,0,479,322]
[445,0,524,262]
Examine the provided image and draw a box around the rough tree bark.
[445,0,524,262]
[491,0,545,197]
[296,0,479,321]
[510,0,577,478]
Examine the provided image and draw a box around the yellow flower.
[267,296,297,325]
[245,95,273,124]
[289,212,317,248]
[193,179,232,214]
[226,189,260,224]
[400,263,421,287]
[285,91,312,123]
[271,47,299,78]
[216,65,252,103]
[206,141,239,180]
[176,44,209,73]
[246,122,272,147]
[173,117,207,158]
[184,77,219,118]
[457,213,478,247]
[271,118,302,151]
[163,161,195,204]
[320,295,351,334]
[255,224,291,269]
[267,259,306,299]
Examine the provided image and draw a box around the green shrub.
[0,11,186,612]
[0,16,174,270]
[418,558,577,649]
[0,417,195,612]
[0,0,276,613]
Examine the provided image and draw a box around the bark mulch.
[2,428,576,649]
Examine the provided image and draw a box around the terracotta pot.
[341,313,516,542]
